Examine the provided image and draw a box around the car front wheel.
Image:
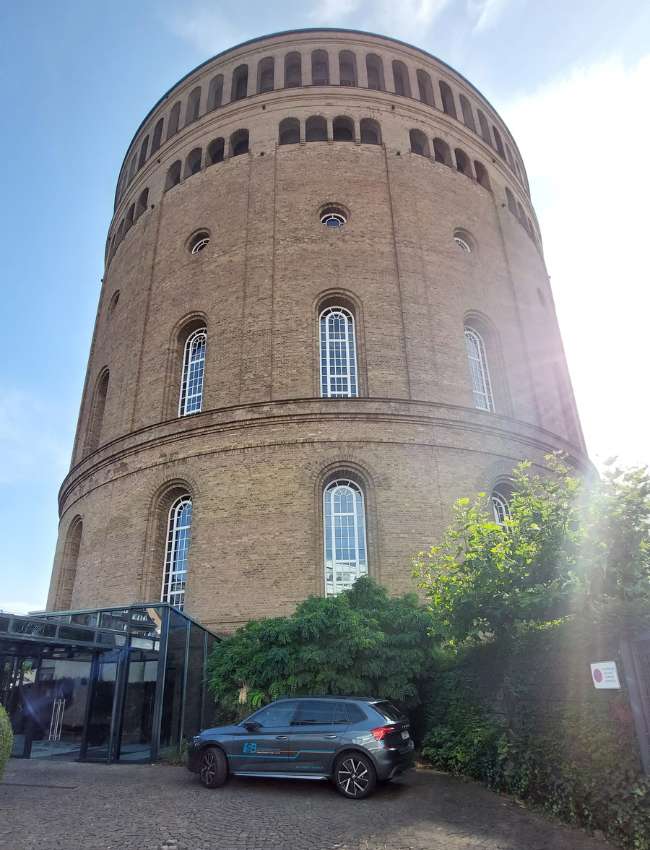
[199,746,228,788]
[334,752,376,799]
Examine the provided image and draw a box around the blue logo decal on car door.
[243,742,257,754]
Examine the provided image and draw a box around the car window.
[292,700,347,726]
[345,703,367,723]
[249,701,298,728]
[371,701,405,722]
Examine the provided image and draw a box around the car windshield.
[372,700,405,722]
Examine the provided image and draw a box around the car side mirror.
[243,720,261,733]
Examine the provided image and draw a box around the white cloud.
[502,55,650,469]
[469,0,511,33]
[310,0,361,26]
[162,3,243,56]
[308,0,452,42]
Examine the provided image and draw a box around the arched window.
[165,160,181,191]
[493,125,506,158]
[162,495,192,610]
[167,101,181,139]
[135,188,148,221]
[505,187,517,214]
[258,56,274,93]
[332,116,354,141]
[231,65,248,101]
[433,137,452,166]
[319,306,358,398]
[464,326,494,411]
[459,94,476,132]
[284,52,302,87]
[360,118,381,145]
[151,118,164,154]
[230,129,249,157]
[207,74,223,110]
[179,327,207,416]
[416,69,434,106]
[184,147,202,178]
[439,80,457,118]
[185,87,201,125]
[207,137,225,165]
[138,135,149,169]
[125,204,135,234]
[392,60,411,96]
[516,201,526,225]
[366,54,385,90]
[505,144,515,169]
[409,129,430,156]
[339,50,357,86]
[279,117,300,145]
[477,109,491,144]
[57,517,83,610]
[312,49,329,85]
[323,478,368,595]
[306,115,327,142]
[491,490,510,526]
[474,160,491,190]
[128,155,137,184]
[455,148,472,177]
[85,368,109,454]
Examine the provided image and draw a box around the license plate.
[401,730,409,740]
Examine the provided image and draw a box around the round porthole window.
[320,206,348,229]
[453,229,474,253]
[188,230,210,254]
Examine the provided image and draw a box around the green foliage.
[414,455,650,645]
[421,624,650,849]
[0,704,13,780]
[415,456,650,848]
[207,577,434,718]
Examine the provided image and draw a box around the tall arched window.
[416,69,434,106]
[459,95,476,131]
[138,135,149,169]
[439,80,457,118]
[230,129,249,156]
[284,52,302,87]
[258,56,274,93]
[56,517,82,610]
[167,101,181,139]
[179,327,207,415]
[185,87,201,125]
[474,160,491,190]
[207,74,224,110]
[162,495,192,610]
[320,307,358,398]
[360,118,381,145]
[323,479,368,595]
[279,117,300,145]
[339,50,357,86]
[392,60,411,96]
[491,490,510,526]
[184,147,202,178]
[464,326,494,411]
[151,118,164,154]
[311,49,329,85]
[231,65,248,101]
[332,116,354,141]
[207,137,225,165]
[165,160,181,191]
[409,129,429,156]
[306,115,327,141]
[366,54,385,90]
[85,368,109,455]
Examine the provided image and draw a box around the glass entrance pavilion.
[0,604,219,762]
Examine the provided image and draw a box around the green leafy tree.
[0,705,13,780]
[414,455,650,645]
[207,577,434,717]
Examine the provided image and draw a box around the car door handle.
[275,735,289,740]
[325,734,337,739]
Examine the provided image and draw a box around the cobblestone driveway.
[1,759,612,850]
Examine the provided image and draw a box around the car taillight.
[370,725,394,741]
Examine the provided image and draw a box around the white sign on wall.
[590,661,621,689]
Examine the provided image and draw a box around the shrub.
[0,705,13,780]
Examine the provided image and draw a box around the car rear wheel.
[199,746,228,788]
[334,752,376,799]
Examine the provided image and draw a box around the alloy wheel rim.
[201,751,217,783]
[337,758,369,796]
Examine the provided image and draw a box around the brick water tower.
[48,29,587,632]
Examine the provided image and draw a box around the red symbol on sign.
[593,668,603,683]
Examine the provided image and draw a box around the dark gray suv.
[187,696,414,799]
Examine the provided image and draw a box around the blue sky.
[2,0,649,614]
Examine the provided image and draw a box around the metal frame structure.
[0,603,219,764]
